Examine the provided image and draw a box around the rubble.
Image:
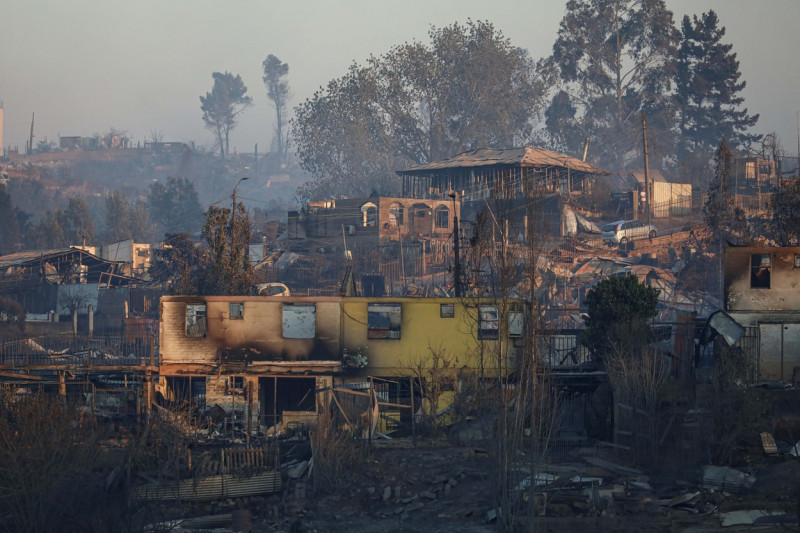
[702,465,756,494]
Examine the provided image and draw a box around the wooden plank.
[760,432,778,455]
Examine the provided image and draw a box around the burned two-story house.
[724,245,800,381]
[158,295,525,431]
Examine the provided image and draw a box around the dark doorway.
[259,377,316,428]
[164,376,206,410]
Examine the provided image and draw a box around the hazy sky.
[2,0,798,157]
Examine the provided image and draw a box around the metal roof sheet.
[0,247,117,268]
[397,146,609,175]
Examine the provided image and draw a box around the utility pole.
[398,223,406,293]
[449,193,461,297]
[641,112,651,225]
[232,176,250,251]
[582,137,590,162]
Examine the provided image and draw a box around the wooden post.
[231,379,236,440]
[143,373,152,420]
[641,112,651,226]
[368,376,374,445]
[247,380,253,445]
[58,371,66,403]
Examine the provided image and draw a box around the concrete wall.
[725,246,800,312]
[725,247,800,381]
[159,296,342,365]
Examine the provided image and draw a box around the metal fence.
[0,334,156,368]
[537,330,592,367]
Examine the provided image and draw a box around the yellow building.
[158,295,525,430]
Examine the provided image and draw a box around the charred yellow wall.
[159,296,342,365]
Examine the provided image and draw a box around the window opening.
[186,303,207,337]
[368,303,402,339]
[361,202,378,227]
[435,206,450,229]
[389,203,404,226]
[478,305,499,340]
[750,254,771,288]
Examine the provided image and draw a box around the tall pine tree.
[676,10,759,166]
[542,0,680,171]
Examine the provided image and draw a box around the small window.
[186,303,207,337]
[435,206,450,229]
[751,254,771,289]
[440,303,455,318]
[368,303,401,340]
[283,304,316,338]
[230,302,244,319]
[478,305,499,340]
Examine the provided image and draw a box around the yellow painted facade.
[339,297,522,377]
[159,295,524,378]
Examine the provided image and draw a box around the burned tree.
[200,72,252,159]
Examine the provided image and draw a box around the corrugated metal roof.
[0,247,112,268]
[397,147,609,175]
[0,249,70,267]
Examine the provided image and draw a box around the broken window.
[282,304,316,339]
[368,303,402,339]
[434,206,450,229]
[230,302,244,319]
[751,254,771,289]
[440,303,454,318]
[478,305,499,340]
[186,303,207,337]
